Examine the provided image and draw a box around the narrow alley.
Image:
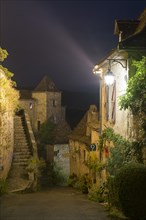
[0,186,111,220]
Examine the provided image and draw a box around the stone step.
[14,131,25,134]
[14,142,28,145]
[14,149,31,153]
[13,158,29,163]
[14,125,24,128]
[14,140,28,143]
[13,157,31,162]
[13,161,29,166]
[13,154,31,161]
[14,130,25,137]
[14,123,24,126]
[15,146,29,149]
[14,146,30,150]
[14,151,31,156]
[14,136,27,139]
[15,138,27,142]
[8,165,28,178]
[7,115,33,193]
[13,157,30,162]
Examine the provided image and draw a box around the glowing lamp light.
[104,69,115,85]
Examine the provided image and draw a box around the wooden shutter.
[111,82,116,123]
[104,85,109,121]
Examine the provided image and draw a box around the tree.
[0,48,8,62]
[37,118,56,145]
[0,48,19,114]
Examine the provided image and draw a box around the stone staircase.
[7,114,32,192]
[13,115,32,166]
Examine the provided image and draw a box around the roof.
[69,105,99,146]
[115,8,146,49]
[70,116,91,145]
[19,89,33,100]
[34,75,60,92]
[95,9,146,69]
[54,119,72,144]
[119,27,146,49]
[114,20,139,40]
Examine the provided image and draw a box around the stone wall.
[0,69,19,179]
[19,99,36,130]
[101,54,130,139]
[32,92,47,131]
[46,91,65,123]
[69,140,89,177]
[19,91,66,132]
[0,112,14,179]
[54,144,70,177]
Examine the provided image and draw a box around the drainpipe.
[99,77,102,184]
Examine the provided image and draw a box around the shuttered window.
[111,81,116,123]
[104,82,116,124]
[104,85,109,121]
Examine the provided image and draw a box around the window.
[104,85,109,121]
[111,82,116,123]
[52,99,57,107]
[29,102,33,109]
[104,82,116,123]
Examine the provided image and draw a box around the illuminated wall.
[0,69,19,179]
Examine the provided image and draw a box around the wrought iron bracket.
[107,59,127,70]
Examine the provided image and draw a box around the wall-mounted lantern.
[93,58,127,86]
[104,59,127,86]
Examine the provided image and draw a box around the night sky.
[1,0,146,92]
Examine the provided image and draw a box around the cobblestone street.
[0,187,111,220]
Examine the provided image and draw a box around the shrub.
[41,162,67,186]
[109,163,146,220]
[51,162,67,186]
[0,179,7,196]
[73,174,91,194]
[88,182,108,202]
[67,173,78,187]
[107,175,120,209]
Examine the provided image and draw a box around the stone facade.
[54,144,70,177]
[99,50,129,139]
[93,9,146,166]
[93,9,146,140]
[0,69,19,179]
[69,105,100,184]
[19,75,71,176]
[0,112,14,179]
[19,75,65,132]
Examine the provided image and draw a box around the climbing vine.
[98,128,142,176]
[85,154,106,172]
[119,56,146,145]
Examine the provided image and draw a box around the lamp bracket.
[107,59,127,70]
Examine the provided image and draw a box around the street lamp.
[104,58,127,86]
[93,58,127,86]
[92,57,127,131]
[104,69,115,86]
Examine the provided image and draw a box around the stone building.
[0,68,19,179]
[19,75,71,178]
[19,75,66,132]
[69,105,100,184]
[93,9,146,161]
